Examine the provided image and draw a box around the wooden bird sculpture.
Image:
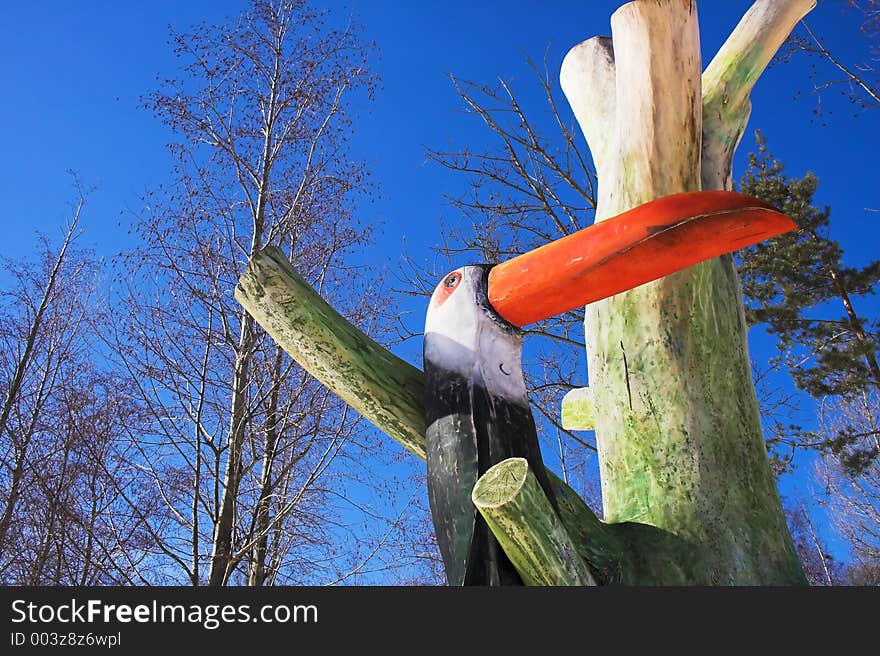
[422,191,797,586]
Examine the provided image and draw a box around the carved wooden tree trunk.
[236,0,818,585]
[559,0,812,584]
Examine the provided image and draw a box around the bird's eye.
[430,271,462,308]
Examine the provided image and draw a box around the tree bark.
[208,314,254,586]
[559,0,814,584]
[247,347,284,586]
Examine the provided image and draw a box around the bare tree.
[816,391,880,583]
[0,206,83,552]
[0,191,154,584]
[778,1,880,116]
[785,502,841,585]
[111,0,427,585]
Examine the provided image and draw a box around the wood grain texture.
[559,0,811,584]
[235,246,427,459]
[702,0,817,190]
[472,458,597,586]
[560,37,615,182]
[561,387,595,431]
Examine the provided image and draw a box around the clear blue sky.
[0,1,877,558]
[2,1,876,267]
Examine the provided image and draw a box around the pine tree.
[738,132,880,473]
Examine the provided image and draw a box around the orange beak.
[487,191,795,327]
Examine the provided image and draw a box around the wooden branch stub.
[561,387,595,431]
[472,458,597,586]
[560,36,615,179]
[235,246,427,459]
[608,0,703,214]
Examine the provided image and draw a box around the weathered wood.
[472,458,596,586]
[561,387,594,431]
[559,0,811,584]
[702,0,817,190]
[609,0,703,213]
[545,469,629,583]
[236,247,625,579]
[560,36,615,193]
[235,246,427,459]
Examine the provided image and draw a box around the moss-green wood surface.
[560,0,810,585]
[561,387,595,431]
[472,459,596,586]
[235,246,426,459]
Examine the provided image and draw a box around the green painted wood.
[561,387,595,431]
[546,472,627,583]
[701,0,817,191]
[577,0,808,585]
[236,247,627,582]
[235,246,427,459]
[472,458,596,586]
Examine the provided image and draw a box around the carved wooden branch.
[235,246,426,459]
[472,458,596,586]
